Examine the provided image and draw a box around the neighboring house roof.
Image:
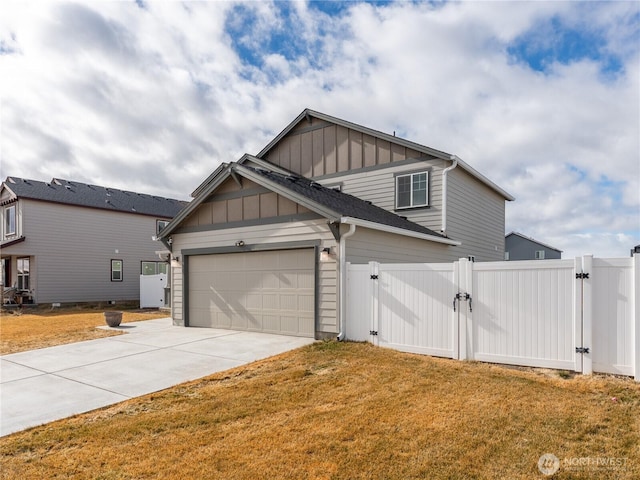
[1,177,188,218]
[505,232,562,253]
[257,108,515,201]
[160,162,460,246]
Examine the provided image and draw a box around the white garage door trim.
[183,242,319,338]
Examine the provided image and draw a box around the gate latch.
[369,330,378,336]
[453,293,473,312]
[575,347,590,354]
[576,272,589,279]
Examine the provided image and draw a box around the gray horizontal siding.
[5,200,166,303]
[317,159,448,234]
[345,227,458,264]
[445,168,506,262]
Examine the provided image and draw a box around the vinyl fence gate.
[346,256,640,380]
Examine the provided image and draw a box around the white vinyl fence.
[346,255,640,381]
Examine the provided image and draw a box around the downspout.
[441,155,459,236]
[337,223,357,341]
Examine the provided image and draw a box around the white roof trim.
[340,216,461,246]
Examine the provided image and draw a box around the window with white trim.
[141,261,168,275]
[535,250,545,260]
[4,205,16,237]
[156,220,169,235]
[396,171,429,209]
[111,259,123,282]
[17,257,29,290]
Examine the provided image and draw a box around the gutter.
[441,155,459,236]
[337,223,357,341]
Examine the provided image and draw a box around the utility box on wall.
[140,274,167,308]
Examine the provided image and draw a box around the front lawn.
[0,307,169,355]
[1,341,638,479]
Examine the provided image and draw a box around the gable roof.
[239,165,452,239]
[257,108,514,201]
[505,231,562,253]
[160,162,459,246]
[1,177,188,218]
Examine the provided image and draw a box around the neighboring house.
[1,177,187,305]
[504,232,562,261]
[158,109,514,339]
[632,244,640,257]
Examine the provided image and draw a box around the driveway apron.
[0,318,314,436]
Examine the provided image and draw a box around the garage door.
[188,249,315,337]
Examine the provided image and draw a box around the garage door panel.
[188,249,315,337]
[298,294,315,312]
[215,311,232,328]
[261,273,280,289]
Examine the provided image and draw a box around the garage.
[187,249,315,337]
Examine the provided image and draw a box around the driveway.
[0,318,315,437]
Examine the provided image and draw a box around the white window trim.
[395,171,430,209]
[4,205,16,237]
[156,220,170,235]
[111,259,123,282]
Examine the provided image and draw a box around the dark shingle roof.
[241,166,445,238]
[2,177,188,218]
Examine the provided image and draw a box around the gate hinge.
[370,274,379,280]
[575,347,590,354]
[576,272,589,279]
[369,330,378,336]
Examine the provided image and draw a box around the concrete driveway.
[0,318,315,437]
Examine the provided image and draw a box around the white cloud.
[0,0,638,257]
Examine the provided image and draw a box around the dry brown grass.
[1,341,638,479]
[0,307,169,355]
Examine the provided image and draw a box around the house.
[0,177,187,305]
[632,244,640,257]
[158,109,514,339]
[504,232,562,261]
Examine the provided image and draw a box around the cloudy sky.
[1,1,638,258]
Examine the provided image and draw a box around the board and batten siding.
[170,219,339,335]
[9,199,166,303]
[445,167,506,262]
[263,117,430,179]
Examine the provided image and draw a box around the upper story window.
[4,205,16,237]
[535,250,545,260]
[396,171,429,209]
[156,220,169,235]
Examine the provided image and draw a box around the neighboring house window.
[504,252,510,261]
[141,261,168,275]
[111,259,123,281]
[4,205,16,237]
[535,250,545,260]
[17,257,29,290]
[156,220,169,235]
[396,171,429,209]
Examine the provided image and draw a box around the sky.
[1,0,638,259]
